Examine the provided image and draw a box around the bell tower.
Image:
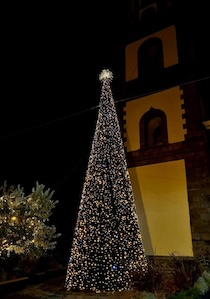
[116,0,210,258]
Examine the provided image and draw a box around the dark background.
[1,2,127,261]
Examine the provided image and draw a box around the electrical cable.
[0,75,209,140]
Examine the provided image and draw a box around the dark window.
[138,37,164,76]
[140,108,168,148]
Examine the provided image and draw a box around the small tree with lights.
[0,181,61,259]
[65,69,148,293]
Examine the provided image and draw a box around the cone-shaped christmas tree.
[65,69,147,293]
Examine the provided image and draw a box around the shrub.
[130,258,165,294]
[169,253,203,290]
[202,270,210,287]
[193,276,209,295]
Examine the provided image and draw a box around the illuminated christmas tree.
[65,69,147,293]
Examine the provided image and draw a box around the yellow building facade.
[123,85,193,256]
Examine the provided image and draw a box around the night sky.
[1,2,127,260]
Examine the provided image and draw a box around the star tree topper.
[99,69,113,82]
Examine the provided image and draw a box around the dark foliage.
[0,253,63,281]
[169,254,203,290]
[130,258,165,293]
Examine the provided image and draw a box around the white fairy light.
[65,69,147,293]
[99,69,113,82]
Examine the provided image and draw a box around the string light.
[65,69,148,293]
[0,182,61,257]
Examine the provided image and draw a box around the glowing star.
[99,69,113,82]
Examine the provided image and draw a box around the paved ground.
[1,276,134,299]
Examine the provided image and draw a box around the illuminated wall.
[123,88,192,256]
[129,160,193,256]
[125,25,178,82]
[123,86,187,152]
[123,17,195,257]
